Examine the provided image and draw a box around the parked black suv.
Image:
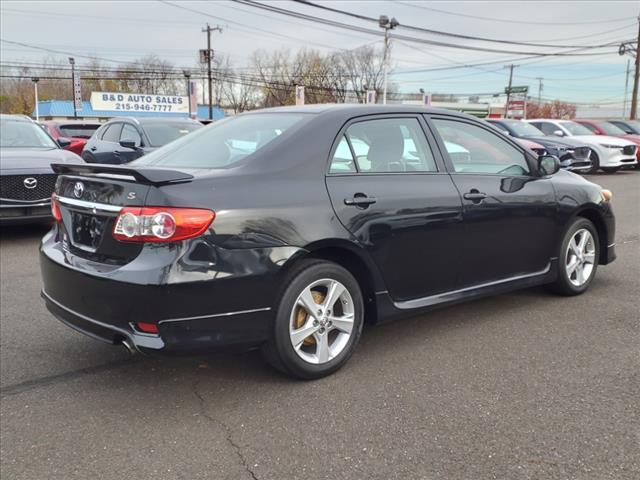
[42,105,616,379]
[81,117,202,164]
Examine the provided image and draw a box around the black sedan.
[81,117,202,164]
[1,114,83,224]
[486,119,593,173]
[41,105,616,379]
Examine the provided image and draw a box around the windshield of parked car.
[597,122,626,136]
[0,119,58,148]
[142,122,203,147]
[58,124,100,139]
[502,120,545,137]
[559,121,593,136]
[134,113,308,168]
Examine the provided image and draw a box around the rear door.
[325,115,464,302]
[427,115,559,287]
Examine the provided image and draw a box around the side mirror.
[119,140,139,150]
[552,129,565,137]
[538,155,560,176]
[57,137,71,148]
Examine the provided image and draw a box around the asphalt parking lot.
[1,171,638,480]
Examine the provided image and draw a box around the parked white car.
[525,119,637,173]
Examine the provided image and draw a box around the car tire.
[601,167,620,174]
[586,151,600,174]
[549,218,599,296]
[263,259,364,380]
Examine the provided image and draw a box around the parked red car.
[41,121,101,156]
[574,119,640,166]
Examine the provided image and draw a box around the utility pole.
[202,24,222,121]
[31,77,39,121]
[630,15,639,119]
[623,59,631,117]
[535,77,544,105]
[379,15,399,105]
[503,64,518,119]
[183,70,192,119]
[69,57,77,119]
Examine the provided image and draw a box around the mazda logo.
[73,181,85,199]
[23,177,37,189]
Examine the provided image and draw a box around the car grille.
[0,174,57,201]
[623,145,636,156]
[572,147,590,160]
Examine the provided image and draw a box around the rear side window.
[133,113,308,169]
[101,124,122,142]
[330,135,357,173]
[331,117,437,173]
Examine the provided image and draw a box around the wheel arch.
[280,239,386,324]
[573,206,609,265]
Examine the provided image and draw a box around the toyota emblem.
[23,177,37,189]
[73,181,85,199]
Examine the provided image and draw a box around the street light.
[31,77,39,121]
[183,70,192,119]
[379,15,399,105]
[68,57,77,119]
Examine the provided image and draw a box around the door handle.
[344,195,377,208]
[463,190,487,202]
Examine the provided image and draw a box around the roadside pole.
[32,77,39,121]
[630,16,639,119]
[202,24,222,121]
[504,64,517,119]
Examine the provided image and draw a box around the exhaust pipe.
[121,338,137,356]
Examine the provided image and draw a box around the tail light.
[135,322,159,334]
[51,193,62,222]
[113,207,215,243]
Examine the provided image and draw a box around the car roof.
[0,114,34,123]
[45,120,102,126]
[103,117,200,125]
[252,103,476,120]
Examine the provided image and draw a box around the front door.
[325,115,464,302]
[428,115,559,288]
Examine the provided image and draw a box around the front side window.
[338,117,436,173]
[534,122,560,136]
[432,119,530,175]
[120,124,142,146]
[101,124,122,143]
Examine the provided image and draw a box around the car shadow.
[0,222,52,242]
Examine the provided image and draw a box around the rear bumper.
[40,232,303,355]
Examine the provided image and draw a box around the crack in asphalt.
[192,381,260,480]
[0,358,136,398]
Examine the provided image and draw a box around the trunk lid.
[52,163,193,264]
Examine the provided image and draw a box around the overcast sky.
[1,1,638,105]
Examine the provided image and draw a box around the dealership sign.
[90,92,189,113]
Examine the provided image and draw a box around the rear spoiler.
[51,163,194,185]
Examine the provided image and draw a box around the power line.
[292,0,624,49]
[231,0,619,57]
[393,1,633,26]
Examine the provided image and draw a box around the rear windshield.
[142,122,202,147]
[1,120,58,148]
[134,113,308,168]
[503,120,544,137]
[58,124,100,139]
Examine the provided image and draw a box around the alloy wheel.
[565,228,596,287]
[289,278,355,364]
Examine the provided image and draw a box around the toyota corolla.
[40,105,616,379]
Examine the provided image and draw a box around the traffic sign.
[504,85,528,94]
